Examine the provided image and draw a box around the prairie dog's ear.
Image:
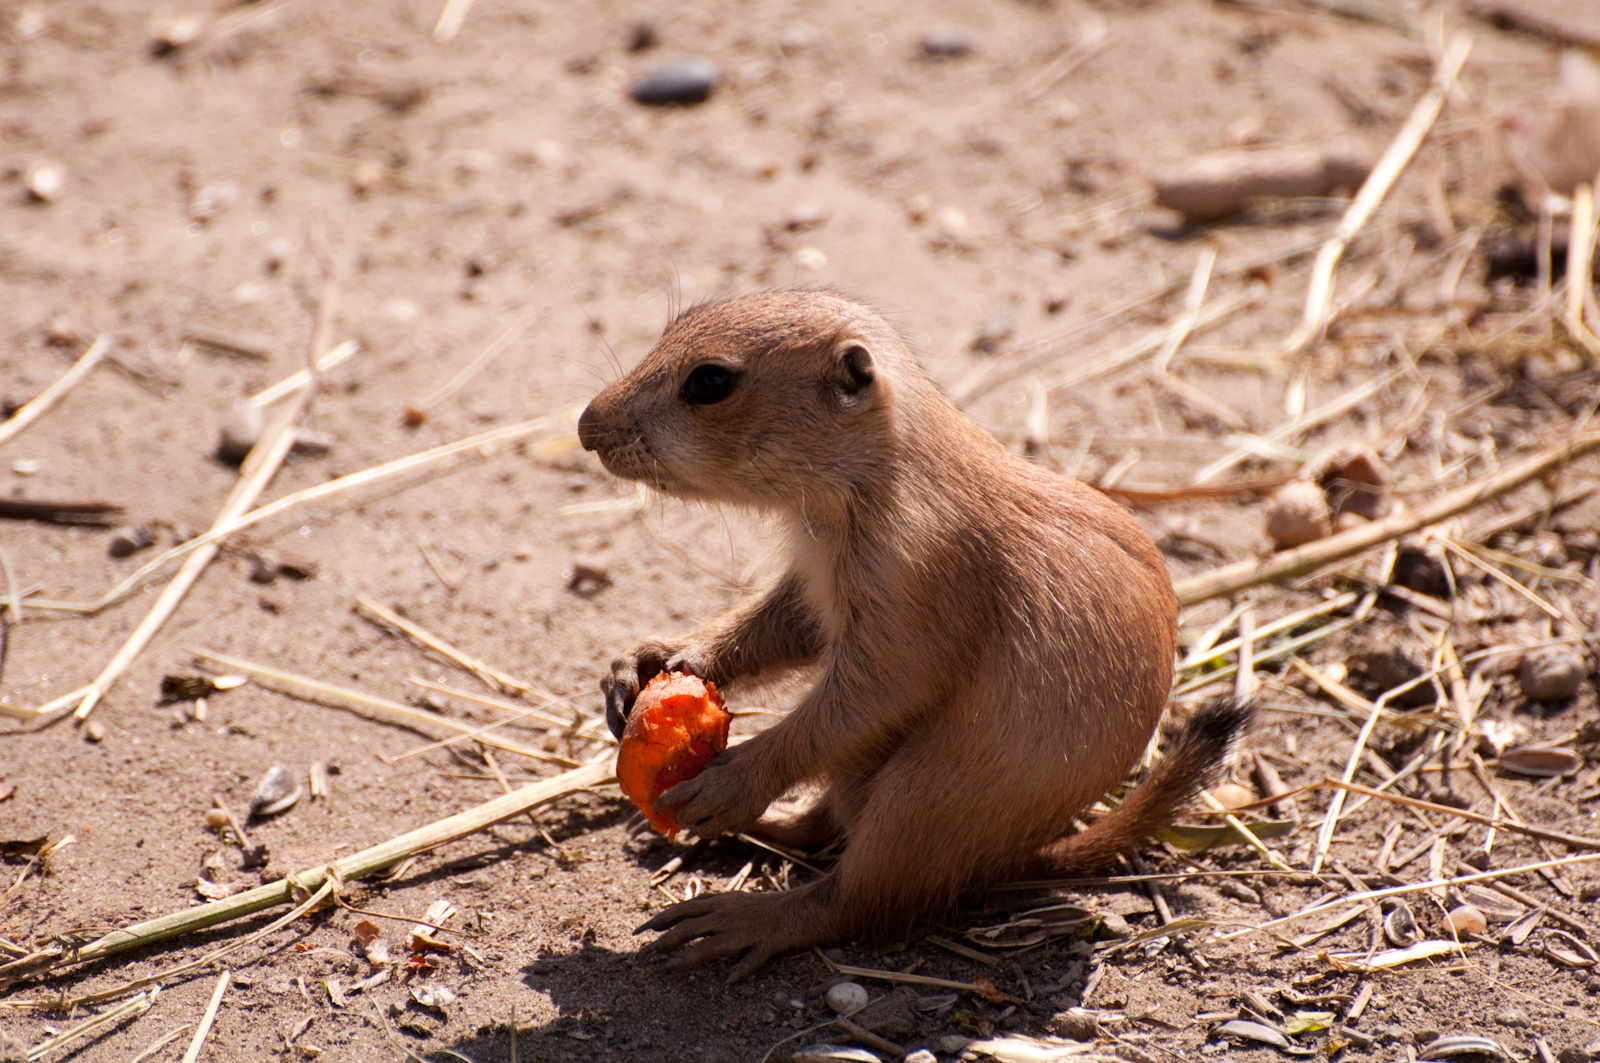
[828,341,875,408]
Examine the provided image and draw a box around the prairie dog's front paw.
[655,748,771,839]
[600,639,711,738]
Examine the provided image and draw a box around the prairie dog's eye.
[682,364,739,405]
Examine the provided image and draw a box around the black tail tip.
[1178,695,1256,754]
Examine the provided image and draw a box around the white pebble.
[24,160,66,202]
[824,980,868,1015]
[796,246,828,271]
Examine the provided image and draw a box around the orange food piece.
[615,671,731,840]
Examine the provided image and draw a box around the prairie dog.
[577,290,1249,979]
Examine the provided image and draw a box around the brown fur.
[577,290,1246,980]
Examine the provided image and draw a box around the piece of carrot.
[615,671,731,839]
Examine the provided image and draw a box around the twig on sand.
[0,759,612,993]
[1155,247,1218,374]
[951,234,1321,406]
[1211,851,1600,945]
[1463,0,1600,48]
[247,340,358,408]
[1325,778,1600,852]
[21,989,154,1061]
[1192,372,1399,483]
[411,314,533,417]
[81,416,557,617]
[355,595,556,700]
[72,392,308,721]
[1285,33,1471,353]
[1172,431,1600,605]
[432,0,476,40]
[1312,691,1398,873]
[127,1025,194,1063]
[409,677,589,732]
[187,649,576,766]
[179,971,230,1063]
[1041,285,1261,397]
[70,262,344,720]
[1563,184,1600,357]
[0,499,124,526]
[1023,12,1108,99]
[0,336,111,450]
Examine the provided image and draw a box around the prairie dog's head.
[578,290,913,511]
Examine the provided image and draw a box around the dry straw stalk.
[1172,431,1600,605]
[0,759,611,990]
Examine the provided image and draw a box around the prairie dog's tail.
[1034,698,1255,875]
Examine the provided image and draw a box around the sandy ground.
[4,0,1600,1060]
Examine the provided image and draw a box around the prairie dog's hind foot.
[637,885,836,982]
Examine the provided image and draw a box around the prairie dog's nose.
[577,404,601,452]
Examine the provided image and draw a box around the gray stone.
[630,57,721,106]
[920,28,974,58]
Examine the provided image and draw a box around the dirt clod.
[1519,646,1587,702]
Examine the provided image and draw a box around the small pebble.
[1495,1007,1530,1028]
[935,206,969,235]
[1050,1009,1099,1041]
[250,763,303,817]
[825,980,868,1015]
[630,57,721,106]
[217,405,264,465]
[1097,912,1133,938]
[23,160,66,202]
[109,525,157,558]
[970,316,1014,354]
[566,557,611,596]
[1519,646,1587,702]
[904,1051,936,1063]
[938,1035,971,1053]
[1265,479,1331,549]
[1209,781,1255,809]
[783,204,828,232]
[1351,646,1433,708]
[189,180,238,221]
[1392,544,1449,596]
[15,10,47,40]
[796,247,828,271]
[778,22,819,54]
[205,808,230,829]
[249,554,279,584]
[1337,1026,1376,1049]
[150,15,202,55]
[626,21,657,52]
[1320,447,1387,520]
[84,719,106,742]
[11,459,40,476]
[1443,904,1487,937]
[1216,880,1261,905]
[921,27,974,58]
[291,428,334,457]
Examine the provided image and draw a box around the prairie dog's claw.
[605,684,632,740]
